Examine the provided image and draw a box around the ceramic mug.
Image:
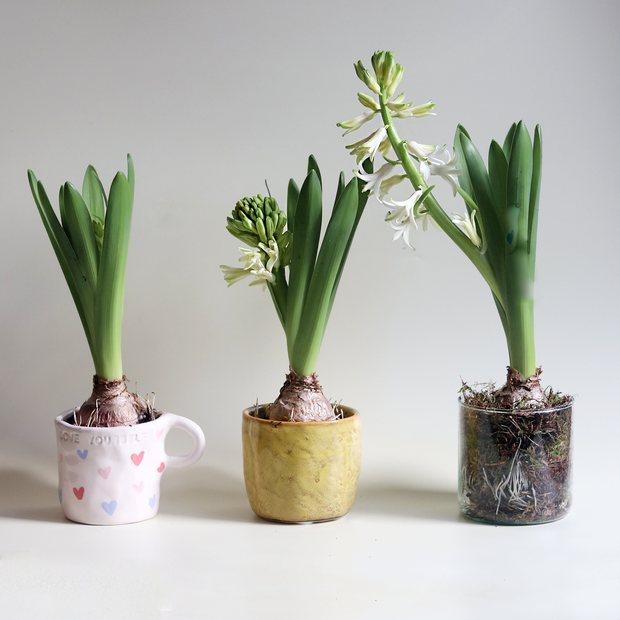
[55,411,205,525]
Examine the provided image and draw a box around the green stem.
[505,251,536,378]
[378,92,504,306]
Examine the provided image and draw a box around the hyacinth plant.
[338,51,550,407]
[28,155,151,426]
[222,156,371,421]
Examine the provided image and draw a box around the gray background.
[1,0,618,492]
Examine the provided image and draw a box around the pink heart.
[73,487,84,500]
[59,454,63,463]
[157,462,165,473]
[132,481,144,494]
[98,466,111,479]
[131,451,145,466]
[156,429,164,440]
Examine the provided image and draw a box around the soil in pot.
[459,368,573,525]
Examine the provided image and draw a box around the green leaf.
[335,171,345,205]
[287,178,299,235]
[460,134,506,296]
[95,171,133,380]
[502,122,517,162]
[27,171,96,354]
[527,125,542,274]
[506,121,533,252]
[127,154,135,206]
[81,165,106,223]
[454,125,474,199]
[488,140,507,220]
[285,170,322,362]
[62,183,100,296]
[291,177,359,376]
[307,154,322,188]
[327,172,370,318]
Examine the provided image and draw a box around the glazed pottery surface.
[55,410,205,525]
[242,405,361,523]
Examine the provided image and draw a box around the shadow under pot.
[242,405,361,523]
[55,410,205,525]
[458,398,573,525]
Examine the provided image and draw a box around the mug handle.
[160,414,206,468]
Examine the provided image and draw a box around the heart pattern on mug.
[73,487,85,500]
[157,462,165,473]
[133,481,144,494]
[67,471,79,483]
[131,451,145,466]
[156,429,164,440]
[77,449,88,460]
[102,500,117,516]
[149,495,156,509]
[98,467,111,479]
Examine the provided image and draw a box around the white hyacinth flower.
[221,265,253,286]
[337,110,377,136]
[346,126,388,164]
[221,246,277,289]
[419,145,463,196]
[404,140,438,161]
[355,162,396,195]
[390,100,436,118]
[451,209,484,251]
[258,239,280,273]
[377,174,406,202]
[382,187,426,250]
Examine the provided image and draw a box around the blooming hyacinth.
[338,51,466,251]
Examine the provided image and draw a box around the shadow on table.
[0,468,67,523]
[159,465,257,524]
[354,484,461,522]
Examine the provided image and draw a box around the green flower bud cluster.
[354,52,404,98]
[226,195,292,266]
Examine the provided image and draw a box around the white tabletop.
[1,451,618,620]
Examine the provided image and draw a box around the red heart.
[131,452,145,466]
[157,462,165,473]
[73,487,84,500]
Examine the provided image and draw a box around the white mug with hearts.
[55,411,205,525]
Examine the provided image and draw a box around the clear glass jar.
[458,398,573,525]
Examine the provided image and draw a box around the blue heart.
[507,230,514,245]
[102,500,118,516]
[58,489,62,503]
[77,449,88,460]
[149,495,156,509]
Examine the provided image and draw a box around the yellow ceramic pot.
[242,405,361,523]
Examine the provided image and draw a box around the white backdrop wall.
[1,0,618,494]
